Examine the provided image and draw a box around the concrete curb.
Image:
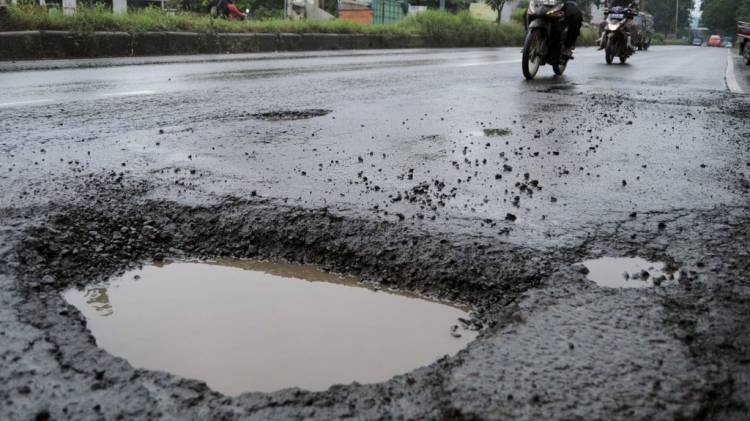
[0,30,464,60]
[0,31,44,60]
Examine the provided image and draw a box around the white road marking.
[98,90,157,97]
[726,50,744,94]
[0,99,53,108]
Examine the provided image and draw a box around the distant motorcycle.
[210,0,251,20]
[521,0,570,79]
[601,5,638,64]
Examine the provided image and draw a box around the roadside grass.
[578,25,598,47]
[651,33,689,46]
[400,10,527,46]
[3,6,520,40]
[2,5,599,47]
[663,38,689,45]
[3,5,391,34]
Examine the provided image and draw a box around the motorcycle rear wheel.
[522,29,543,80]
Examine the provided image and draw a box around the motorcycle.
[521,0,570,80]
[601,5,638,64]
[210,0,251,20]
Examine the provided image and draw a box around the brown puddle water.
[581,257,676,288]
[63,260,477,396]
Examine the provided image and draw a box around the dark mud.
[250,109,333,121]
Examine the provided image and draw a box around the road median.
[0,6,604,60]
[0,29,444,59]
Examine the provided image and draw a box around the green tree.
[644,0,695,35]
[701,0,750,35]
[485,0,505,23]
[577,0,599,22]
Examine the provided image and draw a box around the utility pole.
[674,0,678,36]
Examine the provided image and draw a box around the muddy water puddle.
[581,257,676,288]
[63,260,477,395]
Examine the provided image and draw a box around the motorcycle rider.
[225,0,247,20]
[214,0,247,20]
[603,0,639,49]
[561,1,583,58]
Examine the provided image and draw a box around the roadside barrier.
[0,30,436,60]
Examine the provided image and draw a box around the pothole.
[250,109,332,121]
[470,128,512,137]
[63,260,478,395]
[581,257,677,288]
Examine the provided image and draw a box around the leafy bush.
[398,10,525,46]
[663,37,689,45]
[511,8,525,24]
[578,25,598,46]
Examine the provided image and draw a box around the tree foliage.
[644,0,695,35]
[700,0,750,35]
[484,0,505,22]
[408,0,473,13]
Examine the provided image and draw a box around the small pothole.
[580,257,677,288]
[469,128,512,137]
[250,109,332,121]
[63,260,478,395]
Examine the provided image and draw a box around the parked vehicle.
[521,0,570,79]
[692,37,703,46]
[707,35,722,47]
[601,4,639,64]
[739,21,750,65]
[634,12,653,50]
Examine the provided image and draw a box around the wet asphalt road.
[1,46,745,245]
[0,47,750,237]
[1,46,749,419]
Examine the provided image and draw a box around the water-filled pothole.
[63,260,477,395]
[251,109,332,121]
[581,257,677,288]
